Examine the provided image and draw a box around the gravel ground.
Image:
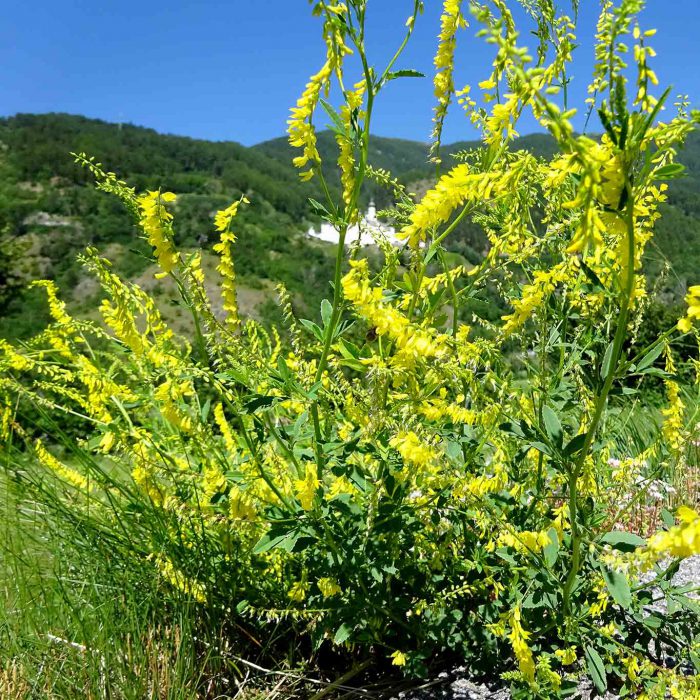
[395,557,700,700]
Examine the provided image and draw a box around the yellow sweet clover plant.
[2,1,700,697]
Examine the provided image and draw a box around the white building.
[307,202,403,247]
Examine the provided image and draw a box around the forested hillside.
[1,112,698,339]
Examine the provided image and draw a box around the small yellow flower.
[554,646,578,666]
[677,285,700,333]
[288,580,308,602]
[317,577,342,598]
[294,464,320,510]
[647,507,700,559]
[390,650,407,667]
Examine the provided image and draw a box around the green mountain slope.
[0,113,697,339]
[0,113,339,337]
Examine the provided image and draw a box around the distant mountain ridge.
[0,113,698,339]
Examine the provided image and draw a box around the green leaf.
[334,623,352,644]
[580,259,605,291]
[635,342,665,372]
[528,441,553,457]
[544,528,560,567]
[319,98,347,136]
[299,318,324,341]
[276,355,290,381]
[308,198,335,221]
[600,341,615,381]
[253,530,300,554]
[542,405,563,447]
[243,395,283,413]
[661,508,676,528]
[385,69,426,81]
[563,433,588,457]
[320,299,333,329]
[500,420,535,440]
[601,565,632,609]
[584,646,607,695]
[600,531,646,552]
[654,163,685,180]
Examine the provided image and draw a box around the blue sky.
[2,1,698,146]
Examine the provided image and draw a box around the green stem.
[562,181,636,616]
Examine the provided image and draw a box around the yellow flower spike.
[294,463,320,510]
[389,430,436,470]
[432,0,468,157]
[229,487,257,521]
[137,190,179,274]
[34,439,89,491]
[555,647,578,666]
[31,280,73,327]
[156,555,206,603]
[154,378,194,433]
[341,260,448,364]
[509,606,536,684]
[661,349,685,453]
[501,260,576,337]
[213,196,248,330]
[336,80,366,212]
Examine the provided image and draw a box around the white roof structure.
[307,202,403,247]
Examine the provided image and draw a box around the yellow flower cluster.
[498,529,552,556]
[554,647,578,666]
[633,26,659,113]
[34,439,88,491]
[677,285,700,333]
[288,61,332,181]
[155,378,194,433]
[545,133,629,259]
[213,197,248,330]
[400,165,491,247]
[501,261,575,337]
[287,580,308,602]
[137,191,179,274]
[661,380,684,453]
[509,606,536,683]
[432,0,467,152]
[155,555,206,603]
[389,431,435,470]
[201,465,226,500]
[229,486,257,521]
[336,80,365,210]
[288,1,353,182]
[342,260,447,366]
[661,350,685,453]
[484,94,520,145]
[214,402,237,454]
[294,464,320,510]
[31,280,72,327]
[74,355,134,423]
[419,393,476,425]
[390,650,407,667]
[0,339,33,372]
[647,507,700,559]
[317,577,342,598]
